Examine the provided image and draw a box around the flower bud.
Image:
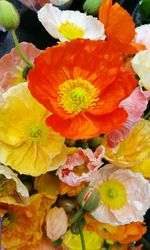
[46,207,68,242]
[140,0,150,18]
[0,0,20,30]
[77,186,100,212]
[83,0,103,16]
[71,217,85,234]
[88,136,102,149]
[51,0,73,10]
[57,198,75,214]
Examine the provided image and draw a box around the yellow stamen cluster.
[58,77,99,114]
[23,120,49,143]
[58,21,84,40]
[99,179,127,210]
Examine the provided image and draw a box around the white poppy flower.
[38,3,105,42]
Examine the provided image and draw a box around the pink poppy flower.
[0,42,41,91]
[106,87,150,147]
[57,146,105,186]
[91,164,150,225]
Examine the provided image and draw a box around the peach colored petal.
[0,42,41,91]
[91,165,150,225]
[57,146,104,186]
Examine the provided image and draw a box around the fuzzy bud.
[140,0,150,18]
[77,186,100,212]
[0,0,20,30]
[83,0,103,16]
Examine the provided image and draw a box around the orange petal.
[46,108,127,140]
[99,0,112,27]
[99,1,135,43]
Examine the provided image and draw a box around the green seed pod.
[83,0,103,16]
[0,0,20,30]
[77,186,100,212]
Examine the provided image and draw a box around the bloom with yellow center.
[91,164,150,225]
[102,119,150,175]
[0,83,67,176]
[37,3,105,42]
[28,38,137,140]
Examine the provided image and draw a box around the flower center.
[73,164,89,176]
[58,77,99,114]
[23,121,49,143]
[2,212,14,227]
[58,21,84,40]
[99,179,127,210]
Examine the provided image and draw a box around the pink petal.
[107,87,150,147]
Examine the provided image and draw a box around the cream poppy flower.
[38,3,105,42]
[0,83,67,176]
[91,164,150,225]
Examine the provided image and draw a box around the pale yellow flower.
[63,229,104,250]
[0,83,67,176]
[102,119,150,173]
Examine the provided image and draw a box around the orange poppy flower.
[99,0,145,51]
[28,39,137,140]
[84,214,146,245]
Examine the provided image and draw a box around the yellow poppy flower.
[0,83,67,176]
[102,119,150,177]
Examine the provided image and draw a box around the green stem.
[69,208,84,224]
[11,30,34,68]
[78,220,86,250]
[144,110,150,119]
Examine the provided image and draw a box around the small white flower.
[38,3,105,42]
[132,50,150,90]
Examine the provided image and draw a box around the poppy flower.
[0,83,67,176]
[38,3,105,42]
[84,214,146,245]
[1,194,55,249]
[28,39,137,140]
[90,164,150,225]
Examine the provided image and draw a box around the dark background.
[0,0,150,248]
[0,0,141,56]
